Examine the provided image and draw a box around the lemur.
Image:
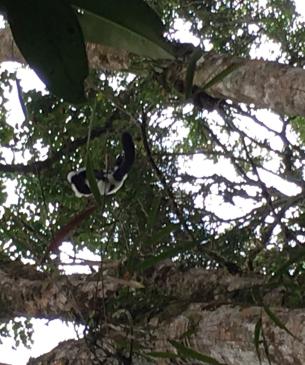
[67,132,135,197]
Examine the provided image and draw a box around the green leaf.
[254,317,262,365]
[202,62,243,91]
[144,223,179,246]
[0,124,14,144]
[170,340,226,365]
[5,0,88,103]
[138,241,197,271]
[70,0,174,59]
[147,351,179,359]
[273,246,305,278]
[146,196,162,231]
[261,326,272,365]
[290,116,305,143]
[0,186,7,206]
[263,305,298,340]
[185,48,203,99]
[85,153,103,207]
[84,99,102,206]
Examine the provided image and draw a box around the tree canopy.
[1,0,305,364]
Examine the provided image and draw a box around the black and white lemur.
[41,133,135,259]
[67,132,135,197]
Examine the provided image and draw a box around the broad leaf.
[263,305,298,340]
[185,48,203,98]
[273,245,305,278]
[85,154,103,207]
[147,351,179,359]
[144,223,179,246]
[261,326,272,365]
[5,0,88,103]
[146,196,162,231]
[70,0,174,59]
[138,241,197,271]
[170,341,226,365]
[85,102,103,207]
[254,317,262,364]
[202,62,243,90]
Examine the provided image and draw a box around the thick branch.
[166,52,305,117]
[0,26,130,71]
[2,24,304,117]
[0,259,299,323]
[0,260,141,322]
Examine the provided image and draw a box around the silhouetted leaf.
[85,154,103,207]
[5,0,88,103]
[263,305,298,340]
[261,326,272,365]
[170,340,226,365]
[254,316,262,364]
[144,223,179,246]
[202,62,243,91]
[138,241,196,271]
[85,103,103,207]
[70,0,174,59]
[146,196,162,231]
[273,245,305,278]
[147,351,179,359]
[185,48,203,98]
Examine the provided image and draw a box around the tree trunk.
[27,306,305,365]
[189,53,305,117]
[1,259,304,364]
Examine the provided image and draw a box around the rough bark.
[0,27,130,71]
[26,305,305,365]
[0,259,300,320]
[192,53,305,117]
[0,259,141,322]
[1,26,305,117]
[165,52,305,117]
[1,260,305,364]
[0,259,292,322]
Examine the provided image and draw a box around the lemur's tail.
[113,132,135,181]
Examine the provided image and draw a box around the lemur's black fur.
[67,132,135,197]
